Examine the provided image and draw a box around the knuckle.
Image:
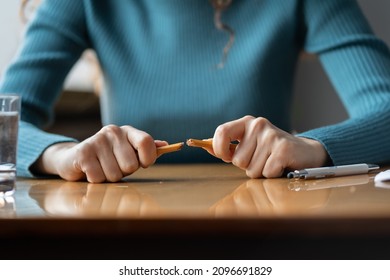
[263,163,284,178]
[215,124,229,138]
[82,166,105,183]
[251,117,269,131]
[141,157,155,168]
[75,142,94,161]
[242,115,255,121]
[232,156,248,169]
[100,124,122,137]
[137,133,154,149]
[246,168,262,179]
[102,124,120,132]
[106,172,123,183]
[87,175,106,184]
[261,168,273,178]
[262,170,278,178]
[89,131,110,147]
[122,161,140,175]
[277,139,292,154]
[262,128,280,145]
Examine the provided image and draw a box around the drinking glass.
[0,94,20,196]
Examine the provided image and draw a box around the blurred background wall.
[292,0,390,132]
[1,0,389,137]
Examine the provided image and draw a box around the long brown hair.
[20,0,41,23]
[210,0,234,68]
[21,0,234,67]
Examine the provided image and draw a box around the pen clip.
[287,170,307,179]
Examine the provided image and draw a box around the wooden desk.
[1,164,390,259]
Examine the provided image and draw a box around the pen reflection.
[288,174,370,191]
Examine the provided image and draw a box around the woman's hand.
[33,125,167,183]
[210,115,329,178]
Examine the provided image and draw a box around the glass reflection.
[0,196,16,218]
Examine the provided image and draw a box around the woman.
[1,0,390,183]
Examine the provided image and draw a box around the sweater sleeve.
[297,0,390,165]
[0,0,89,177]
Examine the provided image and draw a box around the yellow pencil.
[186,138,237,152]
[156,142,184,157]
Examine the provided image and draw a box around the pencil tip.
[186,139,193,146]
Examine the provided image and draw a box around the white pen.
[287,163,379,180]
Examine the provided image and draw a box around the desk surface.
[2,164,390,259]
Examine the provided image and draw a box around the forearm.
[15,121,78,178]
[298,110,390,165]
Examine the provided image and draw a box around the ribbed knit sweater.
[1,0,390,177]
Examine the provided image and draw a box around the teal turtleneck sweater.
[1,0,390,177]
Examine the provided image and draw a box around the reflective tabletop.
[4,164,390,218]
[1,164,390,259]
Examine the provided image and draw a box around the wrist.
[300,137,329,167]
[31,142,77,176]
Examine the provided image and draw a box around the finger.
[124,126,157,168]
[232,146,253,171]
[243,118,281,178]
[239,117,274,175]
[97,147,125,182]
[71,141,106,183]
[231,117,263,169]
[231,138,256,170]
[66,158,86,181]
[246,133,272,178]
[104,126,140,176]
[186,138,237,157]
[76,155,106,183]
[155,140,169,148]
[256,130,294,178]
[91,129,127,182]
[245,140,270,178]
[213,116,253,161]
[262,152,286,178]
